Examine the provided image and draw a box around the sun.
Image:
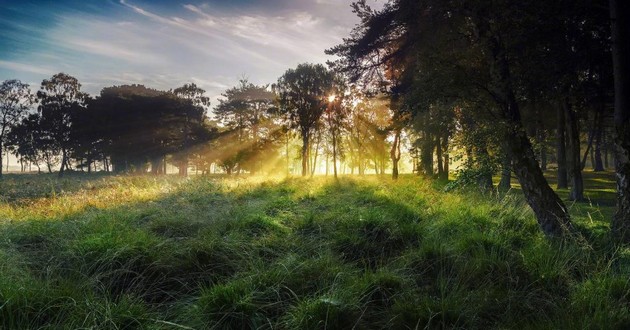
[327,94,336,102]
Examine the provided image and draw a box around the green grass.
[0,171,626,329]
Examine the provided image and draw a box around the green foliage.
[0,172,625,328]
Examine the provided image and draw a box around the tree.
[322,81,347,179]
[6,113,58,173]
[213,79,277,174]
[89,84,208,175]
[172,83,211,176]
[610,0,630,242]
[37,73,87,177]
[328,0,580,237]
[275,63,336,176]
[0,79,34,177]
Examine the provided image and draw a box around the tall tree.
[90,84,206,174]
[322,81,347,179]
[275,63,336,176]
[610,0,630,241]
[172,83,211,176]
[213,79,277,174]
[328,0,579,237]
[37,73,87,177]
[0,79,34,177]
[7,113,60,173]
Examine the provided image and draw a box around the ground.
[0,171,627,329]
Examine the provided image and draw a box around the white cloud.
[0,60,54,75]
[1,0,360,103]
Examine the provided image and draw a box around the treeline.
[0,75,212,176]
[0,66,397,178]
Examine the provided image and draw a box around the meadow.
[0,172,628,329]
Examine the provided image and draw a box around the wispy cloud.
[64,38,163,64]
[0,0,360,101]
[0,60,54,75]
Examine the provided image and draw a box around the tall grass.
[0,172,626,329]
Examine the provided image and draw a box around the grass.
[0,171,627,329]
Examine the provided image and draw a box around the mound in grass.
[0,173,627,328]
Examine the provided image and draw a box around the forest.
[0,0,629,328]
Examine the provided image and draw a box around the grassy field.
[0,171,628,329]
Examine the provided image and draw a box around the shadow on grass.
[0,173,624,329]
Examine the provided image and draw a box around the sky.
[0,0,373,103]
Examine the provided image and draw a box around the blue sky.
[0,0,368,102]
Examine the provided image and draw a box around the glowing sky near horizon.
[0,0,370,102]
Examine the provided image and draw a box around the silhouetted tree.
[6,113,58,173]
[0,79,34,177]
[610,0,630,241]
[214,79,277,174]
[172,83,211,176]
[275,63,336,176]
[37,73,88,177]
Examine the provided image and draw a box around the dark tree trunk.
[498,142,512,192]
[58,149,67,178]
[286,133,290,176]
[610,0,630,242]
[485,33,573,237]
[301,131,309,177]
[421,131,434,176]
[332,130,338,179]
[151,158,161,175]
[594,108,605,171]
[0,142,3,178]
[436,135,444,179]
[604,140,610,169]
[310,131,321,177]
[536,115,547,171]
[442,135,449,180]
[476,147,493,191]
[581,109,598,170]
[557,102,569,189]
[565,99,584,201]
[391,128,401,180]
[178,157,188,176]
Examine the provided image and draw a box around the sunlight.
[327,94,336,103]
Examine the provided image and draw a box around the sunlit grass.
[0,171,626,328]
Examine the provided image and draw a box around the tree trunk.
[610,0,630,242]
[436,135,444,179]
[179,157,188,176]
[442,136,449,180]
[581,109,598,170]
[286,133,290,176]
[604,138,610,169]
[311,132,321,177]
[0,142,3,177]
[565,99,584,201]
[476,147,493,191]
[58,149,67,178]
[594,108,605,171]
[536,114,547,171]
[151,158,161,175]
[332,131,338,179]
[557,102,569,189]
[391,129,401,180]
[301,131,309,177]
[485,33,573,237]
[498,142,512,192]
[421,131,434,176]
